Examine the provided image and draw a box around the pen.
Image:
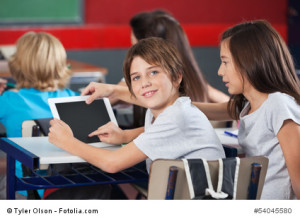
[6,82,16,88]
[224,130,238,138]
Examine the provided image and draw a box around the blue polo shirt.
[0,87,79,196]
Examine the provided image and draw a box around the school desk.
[0,137,148,199]
[0,128,240,199]
[0,59,108,82]
[214,128,242,154]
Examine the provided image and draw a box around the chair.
[21,118,52,199]
[21,118,51,137]
[147,156,268,200]
[132,144,238,199]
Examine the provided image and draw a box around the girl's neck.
[243,87,268,114]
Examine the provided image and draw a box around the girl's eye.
[222,61,228,65]
[132,75,140,81]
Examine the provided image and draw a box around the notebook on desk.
[48,96,120,148]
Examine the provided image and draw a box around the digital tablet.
[48,96,118,148]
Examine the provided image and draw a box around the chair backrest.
[21,118,52,137]
[147,156,268,200]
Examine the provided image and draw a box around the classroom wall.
[0,0,289,93]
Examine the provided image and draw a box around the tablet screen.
[55,99,110,143]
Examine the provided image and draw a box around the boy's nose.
[141,77,151,88]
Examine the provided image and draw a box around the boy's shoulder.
[164,96,206,120]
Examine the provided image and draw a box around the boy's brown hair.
[123,37,186,97]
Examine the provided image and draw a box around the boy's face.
[130,56,181,118]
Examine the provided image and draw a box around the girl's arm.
[81,82,143,106]
[207,84,230,103]
[192,101,232,121]
[48,119,147,173]
[277,119,300,199]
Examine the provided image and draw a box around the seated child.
[49,37,225,174]
[0,32,78,198]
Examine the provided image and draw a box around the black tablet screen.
[55,99,111,143]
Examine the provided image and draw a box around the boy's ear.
[175,73,183,87]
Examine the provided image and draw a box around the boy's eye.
[150,70,158,75]
[132,75,140,81]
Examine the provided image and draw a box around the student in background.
[89,10,229,128]
[128,10,229,103]
[0,32,78,198]
[49,37,225,174]
[193,20,300,199]
[0,78,7,94]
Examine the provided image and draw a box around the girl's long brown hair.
[123,37,186,97]
[130,10,209,102]
[222,20,300,119]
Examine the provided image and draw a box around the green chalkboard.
[0,0,82,24]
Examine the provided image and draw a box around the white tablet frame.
[48,96,119,148]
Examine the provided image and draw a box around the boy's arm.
[122,127,145,143]
[48,119,147,173]
[62,138,147,173]
[192,101,232,121]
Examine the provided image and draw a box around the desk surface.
[0,59,107,78]
[214,128,241,151]
[4,128,240,168]
[9,137,119,166]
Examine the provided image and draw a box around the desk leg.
[6,156,15,199]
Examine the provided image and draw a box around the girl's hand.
[88,121,125,145]
[81,82,115,104]
[0,78,7,94]
[48,119,74,149]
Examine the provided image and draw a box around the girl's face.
[130,56,181,118]
[218,40,244,95]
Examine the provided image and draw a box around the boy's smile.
[130,56,181,118]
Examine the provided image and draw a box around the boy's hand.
[89,121,125,145]
[48,119,74,149]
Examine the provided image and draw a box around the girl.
[86,10,228,106]
[83,10,229,128]
[49,37,225,174]
[194,20,300,199]
[129,10,229,103]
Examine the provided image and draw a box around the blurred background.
[0,0,299,94]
